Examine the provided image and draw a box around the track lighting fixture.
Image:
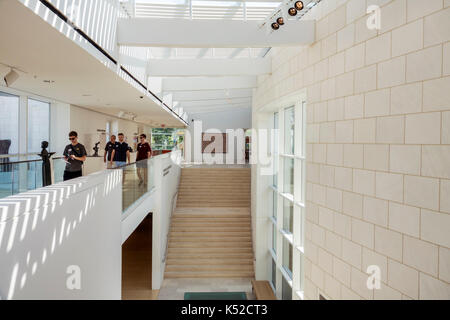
[271,22,280,30]
[295,1,304,10]
[288,7,298,16]
[277,17,285,25]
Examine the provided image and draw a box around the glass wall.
[269,100,306,300]
[28,99,50,153]
[0,91,19,155]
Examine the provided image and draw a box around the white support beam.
[162,76,257,91]
[178,97,251,108]
[172,88,253,102]
[187,105,251,114]
[117,18,315,47]
[147,58,271,77]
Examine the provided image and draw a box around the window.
[268,100,306,301]
[282,237,293,277]
[284,106,295,155]
[273,112,279,187]
[272,191,277,220]
[272,223,277,253]
[283,157,294,195]
[271,259,277,290]
[283,198,293,234]
[28,99,50,153]
[0,91,19,155]
[282,274,292,300]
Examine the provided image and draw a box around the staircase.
[165,167,254,279]
[176,167,251,207]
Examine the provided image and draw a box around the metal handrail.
[0,159,41,165]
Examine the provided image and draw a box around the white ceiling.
[117,0,317,114]
[0,0,186,128]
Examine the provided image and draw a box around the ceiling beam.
[186,104,251,114]
[162,76,257,91]
[178,97,251,108]
[172,88,253,102]
[117,18,315,48]
[147,58,271,77]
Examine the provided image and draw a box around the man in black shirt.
[104,135,118,169]
[110,133,130,168]
[63,131,87,181]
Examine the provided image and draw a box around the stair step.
[171,221,250,226]
[176,204,250,208]
[169,236,251,242]
[167,253,253,259]
[165,271,254,279]
[166,258,254,265]
[172,217,250,222]
[170,232,251,237]
[165,264,254,272]
[170,227,251,232]
[168,241,252,248]
[168,247,252,254]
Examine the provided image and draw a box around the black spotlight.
[288,7,298,16]
[277,17,285,25]
[295,1,304,10]
[271,22,280,30]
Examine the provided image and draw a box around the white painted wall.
[253,0,450,301]
[186,108,251,163]
[50,102,71,155]
[151,151,182,290]
[69,105,148,157]
[0,169,123,299]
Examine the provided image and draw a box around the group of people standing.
[63,131,152,185]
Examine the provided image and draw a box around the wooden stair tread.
[252,280,276,300]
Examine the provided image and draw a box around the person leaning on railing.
[136,134,152,186]
[63,131,87,181]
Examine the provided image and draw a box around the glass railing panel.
[52,157,66,184]
[0,159,44,199]
[113,158,155,213]
[0,162,14,199]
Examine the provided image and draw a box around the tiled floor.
[158,278,255,300]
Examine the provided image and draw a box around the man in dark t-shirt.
[104,135,118,169]
[136,134,152,186]
[111,133,130,168]
[63,131,87,181]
